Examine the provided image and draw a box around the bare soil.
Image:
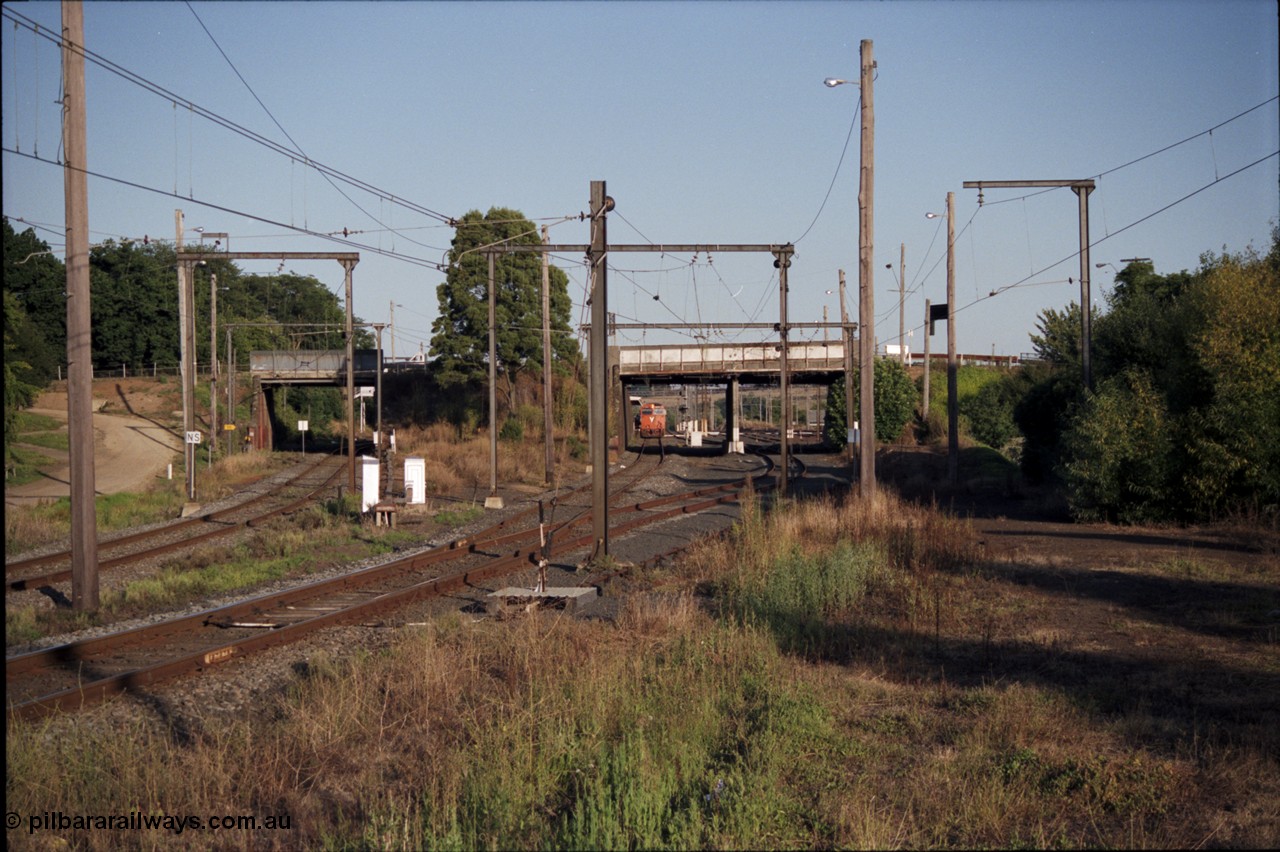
[5,380,184,507]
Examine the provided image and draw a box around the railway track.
[7,449,785,721]
[5,453,347,593]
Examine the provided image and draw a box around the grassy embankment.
[8,483,1276,849]
[3,422,576,645]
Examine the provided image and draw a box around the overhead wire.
[981,94,1279,206]
[4,146,447,270]
[2,6,458,231]
[793,96,860,245]
[928,149,1280,335]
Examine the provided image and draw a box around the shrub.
[499,417,524,442]
[961,375,1022,450]
[1062,369,1174,523]
[824,357,920,446]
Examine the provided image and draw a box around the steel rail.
[6,453,783,721]
[6,455,345,592]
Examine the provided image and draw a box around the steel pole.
[946,192,959,484]
[588,182,612,557]
[1075,185,1094,390]
[777,249,792,496]
[343,259,356,492]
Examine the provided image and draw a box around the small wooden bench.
[373,503,398,527]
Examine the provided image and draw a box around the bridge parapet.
[614,341,846,379]
[250,349,381,384]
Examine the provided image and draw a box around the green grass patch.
[960,445,1018,479]
[14,410,62,433]
[4,445,57,486]
[433,504,484,527]
[15,430,70,452]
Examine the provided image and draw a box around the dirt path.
[4,406,182,507]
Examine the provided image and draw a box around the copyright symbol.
[5,812,20,830]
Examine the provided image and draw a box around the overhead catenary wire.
[793,97,861,245]
[2,6,458,231]
[902,149,1280,342]
[980,94,1279,207]
[4,147,447,271]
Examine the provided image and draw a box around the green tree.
[1028,302,1082,367]
[3,218,65,383]
[89,238,179,371]
[824,357,918,445]
[1178,241,1280,515]
[960,374,1025,450]
[1062,369,1175,523]
[4,292,42,474]
[429,208,580,414]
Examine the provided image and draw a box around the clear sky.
[4,0,1277,360]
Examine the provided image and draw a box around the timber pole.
[63,0,98,611]
[541,226,555,487]
[857,38,876,497]
[486,251,501,507]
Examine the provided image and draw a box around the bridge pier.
[725,377,744,454]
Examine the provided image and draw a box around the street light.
[824,45,876,496]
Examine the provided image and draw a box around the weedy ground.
[7,485,1277,850]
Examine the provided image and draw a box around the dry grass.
[5,451,289,556]
[395,422,585,496]
[6,489,1277,849]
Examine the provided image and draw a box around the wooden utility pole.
[588,181,612,558]
[541,225,555,487]
[486,250,502,508]
[946,191,959,484]
[63,0,98,611]
[858,38,876,497]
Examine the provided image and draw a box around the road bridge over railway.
[246,349,385,451]
[610,339,853,453]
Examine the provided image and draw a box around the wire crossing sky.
[3,1,1277,358]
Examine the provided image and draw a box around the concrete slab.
[486,586,598,616]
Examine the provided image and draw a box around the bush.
[499,417,524,442]
[961,375,1023,450]
[1062,370,1174,523]
[824,357,919,446]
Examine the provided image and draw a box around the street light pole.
[857,39,876,497]
[825,39,877,496]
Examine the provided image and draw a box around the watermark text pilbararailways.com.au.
[8,810,292,835]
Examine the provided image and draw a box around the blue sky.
[4,0,1277,359]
